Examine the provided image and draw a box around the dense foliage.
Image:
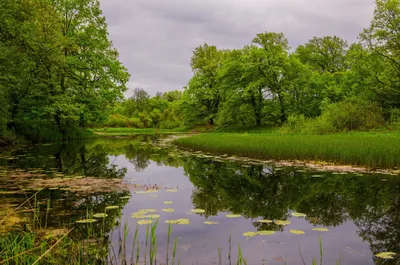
[178,0,400,132]
[0,0,129,143]
[104,88,184,129]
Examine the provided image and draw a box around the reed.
[175,133,400,168]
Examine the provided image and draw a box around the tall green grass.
[175,133,400,169]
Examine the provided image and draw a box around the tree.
[129,88,150,112]
[360,0,400,111]
[250,32,291,124]
[182,44,223,125]
[295,36,349,73]
[50,0,130,129]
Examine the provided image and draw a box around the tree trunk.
[277,93,286,125]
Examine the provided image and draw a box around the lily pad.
[135,191,147,194]
[204,221,219,225]
[291,212,306,217]
[76,219,97,224]
[145,190,158,193]
[225,214,241,218]
[163,208,174,213]
[243,232,258,237]
[274,220,291,226]
[137,220,153,225]
[149,195,158,198]
[143,214,160,219]
[140,209,157,213]
[105,206,119,210]
[120,196,131,199]
[312,228,329,232]
[131,212,147,218]
[289,230,305,235]
[93,213,108,218]
[375,252,396,259]
[191,209,205,214]
[166,189,179,192]
[257,231,276,236]
[163,201,173,204]
[165,218,190,225]
[257,219,273,223]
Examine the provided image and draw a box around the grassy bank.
[175,133,400,169]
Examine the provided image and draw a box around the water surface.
[0,136,399,264]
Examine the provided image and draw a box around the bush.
[281,100,384,134]
[105,114,130,127]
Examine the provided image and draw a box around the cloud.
[99,0,375,96]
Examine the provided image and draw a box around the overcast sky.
[99,0,375,97]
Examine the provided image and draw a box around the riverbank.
[174,133,400,169]
[90,127,192,136]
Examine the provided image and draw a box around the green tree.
[360,0,400,111]
[296,36,349,73]
[182,44,223,125]
[50,0,130,129]
[247,32,292,124]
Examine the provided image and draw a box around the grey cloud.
[100,0,375,96]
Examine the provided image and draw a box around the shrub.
[105,114,129,127]
[281,99,384,134]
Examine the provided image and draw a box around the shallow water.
[0,136,399,264]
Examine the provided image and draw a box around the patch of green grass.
[175,133,400,169]
[90,127,191,136]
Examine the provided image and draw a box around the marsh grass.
[175,133,400,169]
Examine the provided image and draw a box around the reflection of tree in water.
[13,138,399,264]
[183,157,400,263]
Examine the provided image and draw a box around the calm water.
[0,136,399,265]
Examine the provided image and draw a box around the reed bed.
[175,133,400,169]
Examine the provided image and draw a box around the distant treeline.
[108,0,400,133]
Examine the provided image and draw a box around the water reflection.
[0,137,399,264]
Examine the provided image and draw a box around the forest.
[2,0,400,144]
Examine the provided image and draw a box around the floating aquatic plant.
[289,230,305,235]
[291,212,306,217]
[143,214,160,219]
[243,232,258,237]
[190,209,205,213]
[140,209,157,213]
[93,213,108,218]
[225,214,241,218]
[375,252,396,259]
[256,219,272,223]
[312,228,329,232]
[165,218,190,225]
[257,231,276,236]
[137,220,153,225]
[166,189,178,192]
[149,195,158,198]
[204,221,219,225]
[274,220,291,226]
[105,206,119,210]
[76,219,97,224]
[163,201,173,204]
[163,208,174,213]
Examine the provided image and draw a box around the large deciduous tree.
[182,44,223,125]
